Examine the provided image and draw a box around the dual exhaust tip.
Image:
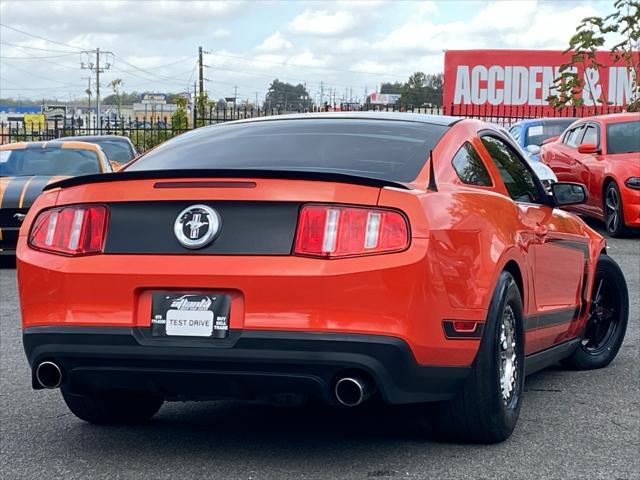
[334,376,374,407]
[34,362,376,406]
[35,361,62,389]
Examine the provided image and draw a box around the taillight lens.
[294,205,409,258]
[29,205,108,256]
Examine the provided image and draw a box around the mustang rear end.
[19,174,475,406]
[19,116,483,416]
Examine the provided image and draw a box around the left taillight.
[29,205,108,256]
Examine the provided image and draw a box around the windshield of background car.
[0,148,101,177]
[606,121,640,154]
[127,119,450,182]
[94,140,135,164]
[525,121,575,146]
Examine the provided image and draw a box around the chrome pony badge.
[173,204,221,249]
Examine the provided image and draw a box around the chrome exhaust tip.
[334,377,372,407]
[35,361,62,389]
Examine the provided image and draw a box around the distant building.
[133,93,177,121]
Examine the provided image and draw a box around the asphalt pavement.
[1,219,638,480]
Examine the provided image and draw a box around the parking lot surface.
[1,221,638,480]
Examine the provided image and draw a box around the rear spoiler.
[43,169,412,191]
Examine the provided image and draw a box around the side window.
[566,125,585,147]
[452,142,493,186]
[509,126,520,142]
[581,125,598,146]
[480,136,541,203]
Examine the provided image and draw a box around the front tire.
[563,254,628,370]
[62,388,164,425]
[430,271,525,443]
[604,182,628,237]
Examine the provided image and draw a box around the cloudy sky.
[0,0,611,102]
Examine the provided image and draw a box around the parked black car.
[60,135,138,166]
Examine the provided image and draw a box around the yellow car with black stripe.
[0,140,112,256]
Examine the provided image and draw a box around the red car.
[17,113,628,443]
[540,113,640,236]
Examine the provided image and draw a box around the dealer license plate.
[150,292,231,338]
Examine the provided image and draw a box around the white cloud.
[256,31,293,52]
[212,29,231,40]
[0,0,612,102]
[288,9,357,37]
[372,0,600,54]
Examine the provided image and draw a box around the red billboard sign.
[443,49,638,114]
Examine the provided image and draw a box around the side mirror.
[109,160,122,172]
[542,136,559,145]
[577,143,600,154]
[551,182,588,206]
[526,144,541,155]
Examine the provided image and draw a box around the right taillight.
[29,205,108,256]
[294,205,409,258]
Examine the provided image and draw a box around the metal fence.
[445,103,627,127]
[0,103,626,152]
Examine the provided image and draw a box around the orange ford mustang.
[17,113,629,443]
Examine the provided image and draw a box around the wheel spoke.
[601,307,615,321]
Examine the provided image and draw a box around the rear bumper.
[23,326,470,405]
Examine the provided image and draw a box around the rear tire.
[429,271,525,443]
[61,388,163,425]
[563,254,628,370]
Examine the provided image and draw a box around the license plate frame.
[150,292,231,338]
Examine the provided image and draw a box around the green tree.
[548,0,639,111]
[265,79,313,111]
[380,82,403,94]
[171,96,189,131]
[398,72,443,108]
[102,91,141,105]
[195,91,209,126]
[109,79,124,115]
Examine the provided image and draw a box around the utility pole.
[320,81,324,109]
[198,46,204,98]
[193,82,197,125]
[81,47,112,132]
[233,86,238,103]
[82,76,92,126]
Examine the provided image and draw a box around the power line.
[3,62,84,87]
[0,52,78,59]
[1,49,80,70]
[0,41,81,54]
[112,53,197,83]
[113,55,197,75]
[0,23,84,51]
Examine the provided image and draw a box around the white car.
[495,124,558,191]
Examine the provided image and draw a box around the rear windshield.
[0,148,101,177]
[92,139,135,164]
[606,120,640,154]
[524,120,574,146]
[127,119,450,182]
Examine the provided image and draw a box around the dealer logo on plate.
[174,204,221,249]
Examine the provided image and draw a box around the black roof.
[59,135,134,143]
[224,111,462,127]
